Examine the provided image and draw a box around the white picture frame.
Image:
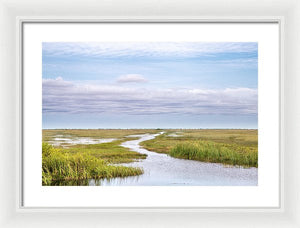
[0,0,299,227]
[21,21,279,209]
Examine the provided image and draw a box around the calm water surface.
[89,133,258,186]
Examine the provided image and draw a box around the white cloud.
[116,74,148,83]
[43,78,257,116]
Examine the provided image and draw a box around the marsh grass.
[42,130,155,185]
[42,143,143,185]
[140,129,258,167]
[64,139,146,163]
[170,141,258,167]
[42,129,258,185]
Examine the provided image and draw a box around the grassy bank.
[42,142,143,185]
[63,139,147,163]
[170,141,257,167]
[140,129,258,167]
[42,129,161,185]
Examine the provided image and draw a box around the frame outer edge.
[279,16,285,213]
[16,16,23,211]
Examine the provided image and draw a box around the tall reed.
[170,141,257,167]
[42,143,143,185]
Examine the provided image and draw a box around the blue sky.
[42,42,258,129]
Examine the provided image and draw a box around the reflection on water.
[89,175,143,186]
[52,179,90,186]
[52,133,258,186]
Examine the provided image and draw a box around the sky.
[42,42,258,129]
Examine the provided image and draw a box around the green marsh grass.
[42,129,258,185]
[42,142,143,185]
[42,130,158,185]
[170,141,258,167]
[64,139,146,163]
[140,129,258,167]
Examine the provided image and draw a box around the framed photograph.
[20,20,281,209]
[1,0,300,227]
